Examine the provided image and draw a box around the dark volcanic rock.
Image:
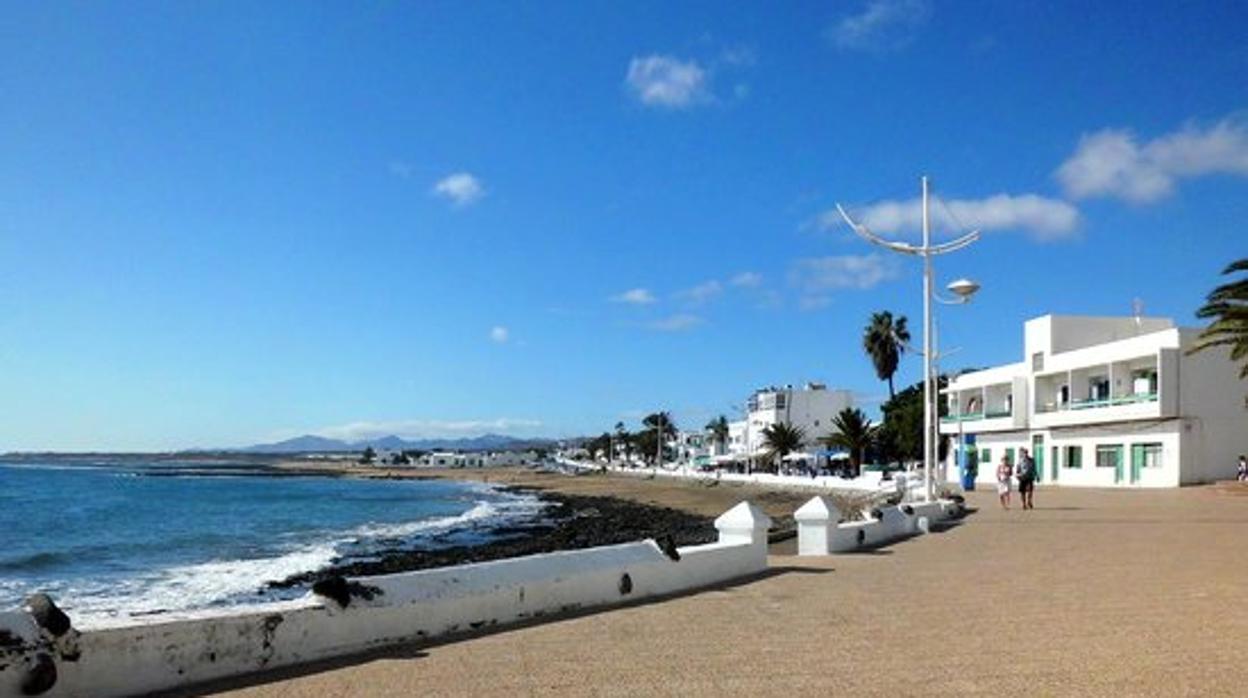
[270,491,716,590]
[25,595,70,638]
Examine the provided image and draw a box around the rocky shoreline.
[269,487,719,590]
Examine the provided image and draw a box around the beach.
[179,472,1248,697]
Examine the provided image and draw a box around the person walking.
[1237,454,1247,482]
[1016,447,1037,510]
[996,453,1013,510]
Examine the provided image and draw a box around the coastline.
[263,462,819,589]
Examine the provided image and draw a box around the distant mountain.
[241,433,551,454]
[244,435,354,454]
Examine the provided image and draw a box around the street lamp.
[837,176,980,502]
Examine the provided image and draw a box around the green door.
[1113,446,1125,484]
[1130,444,1144,484]
[1032,435,1044,483]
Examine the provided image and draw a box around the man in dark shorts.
[1016,447,1036,510]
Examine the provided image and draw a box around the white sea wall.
[795,498,958,555]
[0,502,771,698]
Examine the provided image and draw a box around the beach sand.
[188,471,1248,697]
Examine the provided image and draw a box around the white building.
[727,383,855,458]
[941,314,1248,488]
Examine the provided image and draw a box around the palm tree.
[863,311,911,400]
[760,423,806,473]
[1189,259,1248,385]
[821,408,878,477]
[705,415,730,455]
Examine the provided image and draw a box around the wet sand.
[192,471,1248,697]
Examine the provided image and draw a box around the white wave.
[47,488,549,622]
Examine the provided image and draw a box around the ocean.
[0,459,546,623]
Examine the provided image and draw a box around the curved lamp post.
[837,176,980,502]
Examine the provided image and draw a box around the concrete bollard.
[794,496,841,556]
[714,501,772,567]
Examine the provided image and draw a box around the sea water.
[0,459,545,622]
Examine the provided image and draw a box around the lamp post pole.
[837,176,980,502]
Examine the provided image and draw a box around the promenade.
[194,480,1248,697]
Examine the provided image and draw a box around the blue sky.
[2,1,1246,451]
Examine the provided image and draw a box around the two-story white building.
[941,314,1247,488]
[726,383,855,458]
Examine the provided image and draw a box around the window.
[1051,446,1061,470]
[1032,352,1044,371]
[1064,445,1082,469]
[1005,448,1015,466]
[1134,443,1163,468]
[980,448,991,466]
[1096,445,1122,469]
[775,394,787,410]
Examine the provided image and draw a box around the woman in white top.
[996,455,1013,510]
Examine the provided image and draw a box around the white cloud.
[489,326,509,343]
[626,55,709,109]
[650,314,704,332]
[830,0,932,52]
[730,271,763,288]
[1056,116,1248,203]
[610,288,657,305]
[675,280,723,305]
[316,418,544,442]
[431,172,484,207]
[828,193,1080,242]
[789,254,901,298]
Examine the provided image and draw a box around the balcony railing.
[940,412,983,423]
[1037,392,1158,414]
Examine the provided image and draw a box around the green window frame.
[1132,443,1163,468]
[980,448,991,466]
[1004,448,1016,466]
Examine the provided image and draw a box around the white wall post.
[713,501,772,566]
[794,496,841,556]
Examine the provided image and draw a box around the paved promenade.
[196,482,1248,697]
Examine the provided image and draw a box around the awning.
[815,449,851,459]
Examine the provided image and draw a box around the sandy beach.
[171,470,1248,697]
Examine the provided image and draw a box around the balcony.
[1031,352,1172,427]
[939,376,1026,434]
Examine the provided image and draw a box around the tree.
[821,408,878,477]
[359,446,376,465]
[877,377,950,467]
[1188,259,1248,392]
[863,311,911,400]
[634,412,677,464]
[614,421,629,462]
[586,432,612,460]
[705,415,730,454]
[760,423,806,473]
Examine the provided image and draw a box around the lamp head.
[946,278,980,301]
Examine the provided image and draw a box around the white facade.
[941,314,1248,488]
[724,383,854,458]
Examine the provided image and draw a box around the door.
[1114,446,1125,484]
[1032,435,1044,483]
[1130,444,1144,484]
[1050,446,1060,482]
